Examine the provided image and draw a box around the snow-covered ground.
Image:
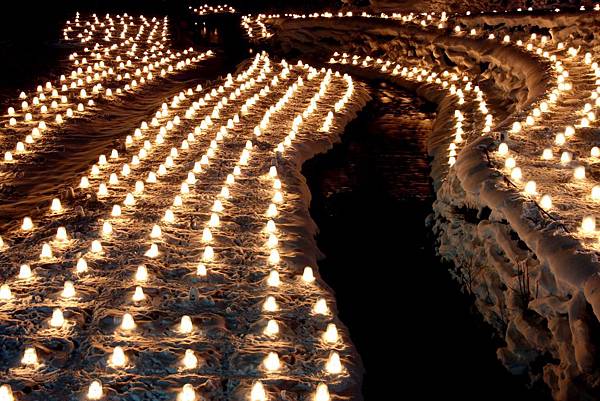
[253,7,600,400]
[0,12,369,401]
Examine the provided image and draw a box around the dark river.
[303,81,551,401]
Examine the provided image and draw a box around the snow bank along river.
[246,5,600,400]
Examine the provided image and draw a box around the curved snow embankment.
[267,15,600,400]
[342,0,596,14]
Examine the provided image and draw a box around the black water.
[303,82,552,401]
